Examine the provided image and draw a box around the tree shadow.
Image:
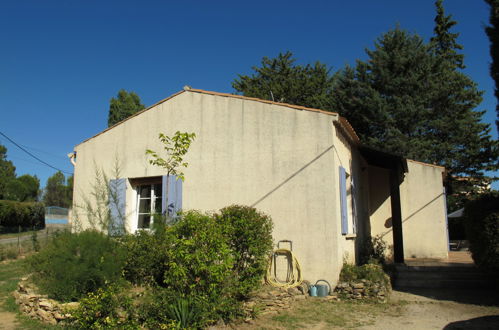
[443,315,499,329]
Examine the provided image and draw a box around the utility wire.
[0,131,73,175]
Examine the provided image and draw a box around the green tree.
[107,89,145,127]
[43,171,71,207]
[146,131,196,218]
[232,51,334,109]
[4,174,40,202]
[331,3,497,211]
[0,144,16,199]
[485,0,499,131]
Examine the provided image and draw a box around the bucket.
[315,280,331,297]
[309,285,317,297]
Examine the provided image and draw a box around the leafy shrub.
[464,191,499,272]
[214,205,274,299]
[138,289,203,329]
[359,235,387,265]
[339,263,390,286]
[69,284,138,329]
[25,230,126,302]
[0,200,44,232]
[121,227,168,286]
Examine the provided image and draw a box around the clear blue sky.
[0,0,497,190]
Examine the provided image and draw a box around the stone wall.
[334,279,390,301]
[13,277,79,325]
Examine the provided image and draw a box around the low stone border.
[13,277,79,325]
[334,279,391,301]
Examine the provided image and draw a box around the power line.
[0,131,73,175]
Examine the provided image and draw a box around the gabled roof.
[77,88,360,146]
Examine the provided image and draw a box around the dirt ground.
[235,288,499,330]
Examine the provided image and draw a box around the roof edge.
[75,88,361,148]
[406,159,445,170]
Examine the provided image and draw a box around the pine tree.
[232,51,334,110]
[107,89,145,127]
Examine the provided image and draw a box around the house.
[71,87,449,285]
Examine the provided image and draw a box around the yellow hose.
[265,248,303,288]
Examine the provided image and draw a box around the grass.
[0,229,46,240]
[0,259,60,329]
[265,298,406,329]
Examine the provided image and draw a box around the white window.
[136,183,162,229]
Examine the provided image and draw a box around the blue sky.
[0,0,497,190]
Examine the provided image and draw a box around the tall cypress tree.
[107,89,145,127]
[485,0,499,131]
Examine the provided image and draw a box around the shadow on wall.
[251,145,334,207]
[369,166,445,239]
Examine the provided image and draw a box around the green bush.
[0,200,44,232]
[214,205,274,299]
[464,191,499,272]
[69,284,138,329]
[339,263,390,286]
[359,235,387,265]
[25,230,126,302]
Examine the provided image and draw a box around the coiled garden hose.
[265,248,303,289]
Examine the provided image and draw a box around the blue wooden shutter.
[351,174,357,234]
[109,178,126,236]
[161,175,183,218]
[339,166,348,235]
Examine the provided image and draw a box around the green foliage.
[69,284,138,329]
[339,263,390,286]
[232,51,334,109]
[464,191,499,272]
[121,226,169,286]
[4,174,40,202]
[0,144,40,202]
[331,25,497,211]
[214,205,274,299]
[146,131,196,182]
[25,230,126,302]
[107,89,145,127]
[485,0,499,130]
[0,200,44,231]
[0,144,16,200]
[123,206,274,325]
[43,171,72,208]
[359,235,387,265]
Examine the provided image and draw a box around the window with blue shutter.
[109,178,126,236]
[339,166,349,235]
[351,174,357,234]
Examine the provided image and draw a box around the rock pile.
[334,279,390,301]
[13,278,79,325]
[242,284,339,322]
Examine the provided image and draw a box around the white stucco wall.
[367,161,448,260]
[72,90,353,284]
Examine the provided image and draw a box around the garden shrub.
[69,284,138,329]
[25,230,126,302]
[464,191,499,272]
[359,234,387,265]
[339,262,390,286]
[121,226,169,286]
[214,205,274,299]
[0,200,44,232]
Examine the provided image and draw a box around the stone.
[294,294,306,300]
[287,287,302,295]
[61,302,80,310]
[352,282,364,289]
[37,309,55,323]
[53,312,65,320]
[39,299,54,310]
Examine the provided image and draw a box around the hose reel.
[265,240,303,288]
